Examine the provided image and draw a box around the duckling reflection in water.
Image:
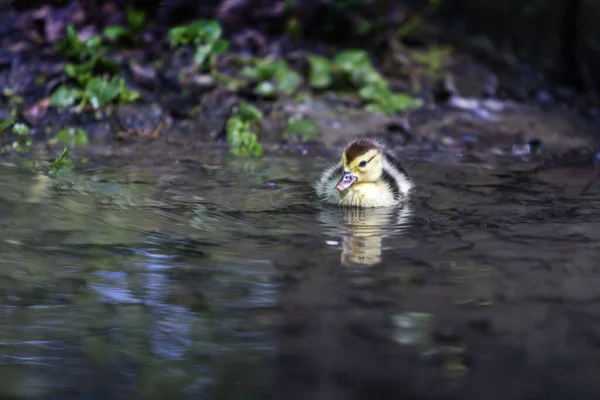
[314,138,413,208]
[318,203,413,266]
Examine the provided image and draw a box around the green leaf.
[333,49,370,73]
[50,86,82,108]
[275,66,301,95]
[193,44,212,67]
[12,123,30,136]
[54,127,89,146]
[168,26,189,47]
[55,25,82,59]
[284,117,317,141]
[307,55,332,89]
[104,25,128,41]
[64,55,118,86]
[226,116,245,141]
[249,139,264,157]
[82,36,103,54]
[0,118,14,132]
[126,6,147,31]
[211,38,229,54]
[226,107,264,158]
[389,93,423,111]
[119,88,140,103]
[236,102,263,122]
[56,24,105,61]
[358,82,383,101]
[47,147,72,176]
[361,85,423,114]
[65,61,94,85]
[255,81,277,97]
[2,87,15,97]
[195,20,222,42]
[169,20,223,48]
[84,76,122,109]
[255,60,278,81]
[66,24,78,41]
[240,66,259,80]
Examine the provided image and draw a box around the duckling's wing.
[314,161,343,202]
[382,151,414,195]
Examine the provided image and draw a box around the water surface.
[1,148,600,399]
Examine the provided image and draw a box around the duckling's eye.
[358,161,367,168]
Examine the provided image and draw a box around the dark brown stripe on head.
[344,139,380,163]
[381,169,401,199]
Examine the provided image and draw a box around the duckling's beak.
[336,171,357,191]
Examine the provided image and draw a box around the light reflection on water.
[0,151,600,399]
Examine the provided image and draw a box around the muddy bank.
[0,0,598,172]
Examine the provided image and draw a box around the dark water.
[1,148,600,400]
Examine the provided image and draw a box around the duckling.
[314,138,413,207]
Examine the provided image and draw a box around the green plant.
[226,102,264,157]
[51,24,138,110]
[283,117,317,142]
[51,77,139,110]
[104,6,148,44]
[50,86,82,108]
[359,81,422,114]
[84,76,140,109]
[307,56,332,89]
[0,119,32,152]
[53,128,89,147]
[240,59,301,97]
[307,49,423,114]
[11,122,32,152]
[45,147,72,176]
[55,24,118,85]
[168,20,229,71]
[55,25,105,61]
[0,118,14,132]
[64,56,119,86]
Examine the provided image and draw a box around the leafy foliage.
[307,56,332,89]
[168,20,229,71]
[359,81,422,114]
[50,77,139,110]
[50,86,82,108]
[240,59,301,97]
[226,102,264,157]
[7,122,33,152]
[64,56,119,86]
[103,6,148,44]
[51,24,139,110]
[12,123,30,136]
[55,25,105,61]
[0,118,15,132]
[307,49,423,114]
[0,119,32,152]
[46,147,72,176]
[169,20,222,46]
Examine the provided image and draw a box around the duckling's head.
[336,139,385,191]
